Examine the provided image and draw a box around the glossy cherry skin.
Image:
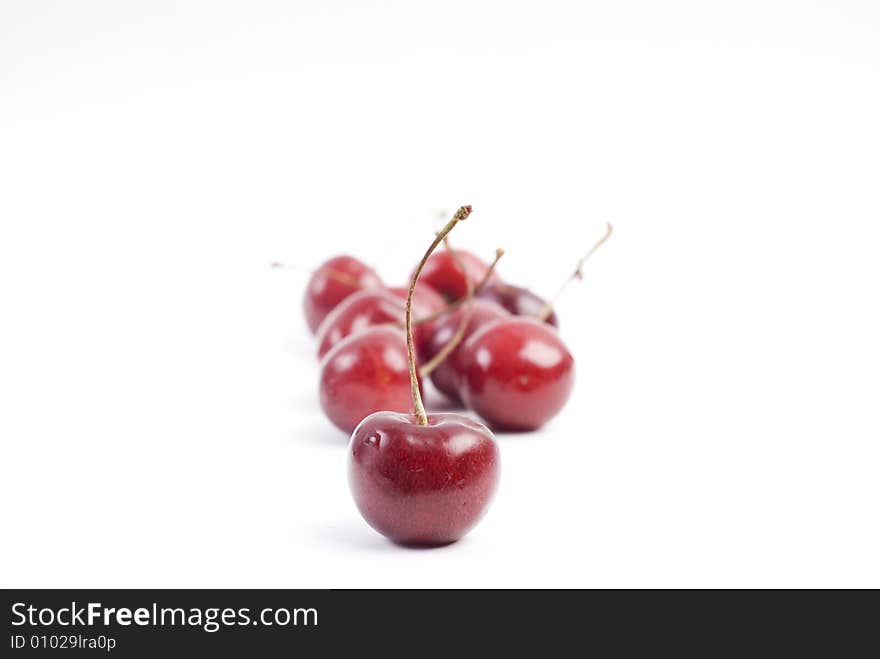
[304,255,382,333]
[476,283,558,327]
[319,326,418,434]
[420,299,510,402]
[348,412,500,545]
[458,318,575,431]
[315,290,405,359]
[415,250,502,302]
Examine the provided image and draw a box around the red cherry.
[346,205,500,545]
[476,283,558,327]
[315,288,444,359]
[416,249,501,302]
[303,256,382,333]
[420,299,510,401]
[315,290,404,359]
[319,326,416,434]
[349,412,500,545]
[458,318,575,430]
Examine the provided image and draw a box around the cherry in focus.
[315,290,405,359]
[420,299,510,402]
[348,412,500,545]
[476,283,558,327]
[458,318,575,431]
[347,204,500,546]
[319,326,416,434]
[303,255,382,333]
[416,249,501,302]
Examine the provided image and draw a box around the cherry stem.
[270,262,361,287]
[537,222,613,322]
[406,205,472,425]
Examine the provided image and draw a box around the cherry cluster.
[295,206,610,546]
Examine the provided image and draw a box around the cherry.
[416,248,501,302]
[316,285,454,360]
[348,205,500,545]
[319,326,416,434]
[303,255,382,333]
[349,412,500,545]
[476,283,558,327]
[315,289,406,359]
[458,317,575,431]
[420,298,510,401]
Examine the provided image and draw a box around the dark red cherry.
[348,412,500,545]
[476,283,558,327]
[458,318,575,431]
[347,204,499,545]
[304,255,382,333]
[420,299,510,401]
[319,326,417,434]
[315,290,405,358]
[415,250,501,302]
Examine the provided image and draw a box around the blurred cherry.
[458,318,575,431]
[316,285,453,359]
[319,326,416,434]
[420,299,510,401]
[315,290,405,358]
[303,256,381,333]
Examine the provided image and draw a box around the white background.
[1,1,879,588]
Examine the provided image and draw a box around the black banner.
[1,589,874,655]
